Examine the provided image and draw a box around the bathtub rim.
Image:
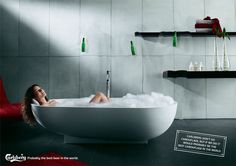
[31,100,177,109]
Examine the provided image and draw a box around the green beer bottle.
[81,37,86,52]
[173,32,177,47]
[130,41,136,56]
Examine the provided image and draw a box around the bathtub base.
[64,136,148,144]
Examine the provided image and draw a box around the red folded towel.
[212,18,222,34]
[204,16,211,20]
[195,23,212,28]
[195,28,213,32]
[196,19,213,24]
[196,16,222,36]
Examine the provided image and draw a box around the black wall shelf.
[163,70,236,78]
[135,31,236,37]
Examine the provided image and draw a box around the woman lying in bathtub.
[22,84,109,125]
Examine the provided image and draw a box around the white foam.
[54,92,176,108]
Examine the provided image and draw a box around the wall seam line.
[110,0,112,96]
[204,0,208,119]
[18,0,20,101]
[141,0,144,93]
[48,0,50,97]
[78,0,81,97]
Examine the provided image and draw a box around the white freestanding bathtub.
[31,98,177,144]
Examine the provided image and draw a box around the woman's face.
[33,86,46,100]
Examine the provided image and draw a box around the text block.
[174,130,227,157]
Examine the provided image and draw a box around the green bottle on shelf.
[130,41,136,56]
[81,37,86,52]
[173,32,177,47]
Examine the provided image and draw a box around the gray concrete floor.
[1,119,236,166]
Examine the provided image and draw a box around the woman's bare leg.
[89,92,109,103]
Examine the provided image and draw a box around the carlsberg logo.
[5,154,26,162]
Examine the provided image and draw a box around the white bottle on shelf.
[189,62,194,71]
[198,62,203,71]
[194,62,199,71]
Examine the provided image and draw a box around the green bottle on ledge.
[81,37,86,52]
[130,41,136,56]
[173,32,177,47]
